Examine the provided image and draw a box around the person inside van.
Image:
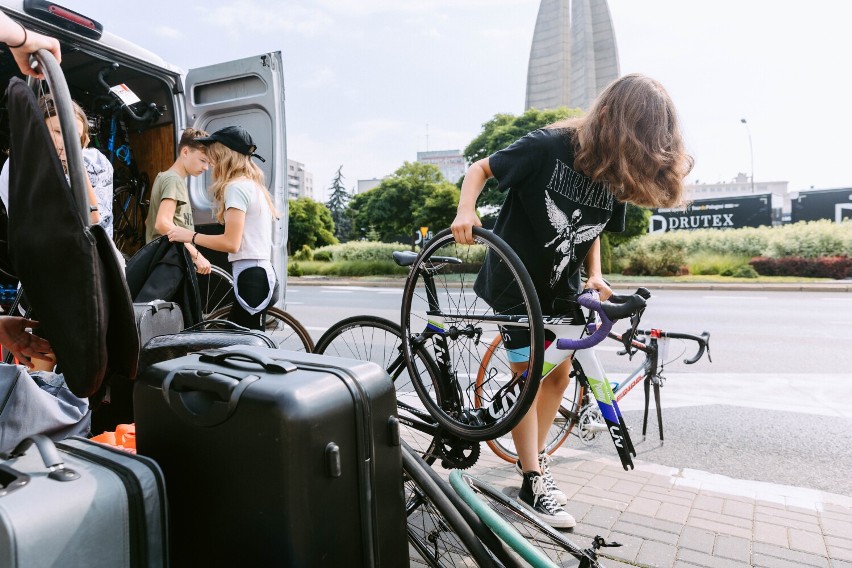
[0,12,62,78]
[167,126,279,330]
[0,96,101,227]
[145,127,211,275]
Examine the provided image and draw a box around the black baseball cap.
[195,125,266,162]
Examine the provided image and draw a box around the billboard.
[791,188,852,223]
[649,194,773,234]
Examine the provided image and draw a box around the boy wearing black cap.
[146,127,212,275]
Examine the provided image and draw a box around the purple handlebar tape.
[556,291,614,351]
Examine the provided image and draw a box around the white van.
[0,0,289,302]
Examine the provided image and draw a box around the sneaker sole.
[517,497,576,529]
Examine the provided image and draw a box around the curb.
[287,277,852,292]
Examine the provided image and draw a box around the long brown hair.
[206,141,278,223]
[548,73,693,208]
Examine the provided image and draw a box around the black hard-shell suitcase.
[0,435,169,567]
[133,300,184,347]
[91,301,184,433]
[134,345,408,567]
[138,319,275,375]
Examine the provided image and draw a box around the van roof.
[0,1,185,76]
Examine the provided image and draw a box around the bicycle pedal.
[592,535,622,549]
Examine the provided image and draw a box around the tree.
[347,162,460,242]
[325,165,351,241]
[462,107,584,212]
[288,197,337,253]
[609,204,651,247]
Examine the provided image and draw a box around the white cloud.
[300,67,336,90]
[153,26,181,39]
[201,0,332,39]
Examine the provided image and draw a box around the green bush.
[288,262,303,277]
[618,237,688,276]
[313,241,409,263]
[730,265,759,278]
[688,253,750,275]
[292,245,313,261]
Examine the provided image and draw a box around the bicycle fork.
[573,352,637,470]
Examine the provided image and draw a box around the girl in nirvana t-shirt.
[451,74,694,528]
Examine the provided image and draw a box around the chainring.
[437,432,481,469]
[576,403,606,445]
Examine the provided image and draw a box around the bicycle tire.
[450,470,603,568]
[112,185,147,257]
[197,265,236,319]
[315,316,448,464]
[400,226,544,442]
[402,445,498,568]
[207,305,314,352]
[33,49,89,227]
[477,335,585,463]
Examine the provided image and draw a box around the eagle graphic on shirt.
[543,191,606,288]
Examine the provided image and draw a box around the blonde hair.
[38,94,90,147]
[206,141,278,223]
[548,73,693,208]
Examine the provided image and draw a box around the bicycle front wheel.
[207,305,313,352]
[450,471,603,568]
[478,335,585,463]
[401,227,544,442]
[314,316,445,464]
[197,265,236,319]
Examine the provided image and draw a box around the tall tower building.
[525,0,620,112]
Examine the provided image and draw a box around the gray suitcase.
[133,300,184,347]
[0,435,168,567]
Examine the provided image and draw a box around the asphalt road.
[282,285,852,497]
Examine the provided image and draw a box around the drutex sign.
[649,194,772,234]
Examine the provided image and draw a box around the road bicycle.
[398,227,647,451]
[450,469,619,568]
[481,322,711,467]
[318,229,645,467]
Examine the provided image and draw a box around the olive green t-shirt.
[145,170,195,242]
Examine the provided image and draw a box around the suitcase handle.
[7,435,80,482]
[198,348,297,373]
[162,369,261,427]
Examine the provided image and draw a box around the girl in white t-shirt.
[166,126,278,330]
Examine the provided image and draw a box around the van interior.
[0,29,181,284]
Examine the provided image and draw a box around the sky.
[64,0,852,202]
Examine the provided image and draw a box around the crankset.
[437,431,480,470]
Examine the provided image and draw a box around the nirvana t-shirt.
[475,127,626,314]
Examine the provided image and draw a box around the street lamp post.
[740,118,755,193]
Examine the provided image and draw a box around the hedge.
[749,256,851,279]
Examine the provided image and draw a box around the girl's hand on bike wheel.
[193,254,212,275]
[450,209,482,245]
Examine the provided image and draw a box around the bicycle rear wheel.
[478,335,585,463]
[400,227,544,442]
[314,316,445,464]
[402,445,497,567]
[197,265,235,318]
[207,305,313,352]
[450,471,603,568]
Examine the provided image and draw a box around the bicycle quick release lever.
[556,290,646,351]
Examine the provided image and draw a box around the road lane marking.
[701,296,768,300]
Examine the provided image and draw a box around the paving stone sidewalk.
[456,446,852,568]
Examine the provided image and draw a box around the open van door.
[185,52,288,303]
